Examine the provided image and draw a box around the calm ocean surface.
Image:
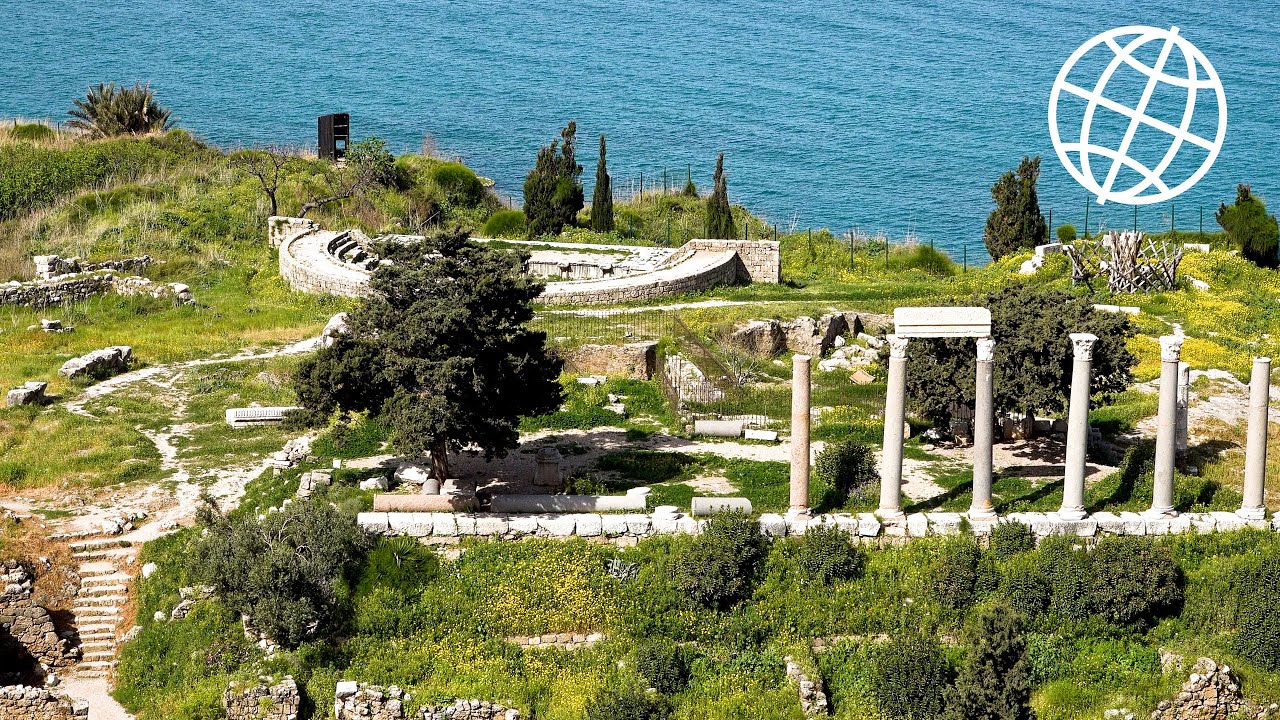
[4,1,1279,261]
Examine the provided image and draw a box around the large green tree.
[523,121,584,238]
[1217,184,1280,269]
[899,284,1136,431]
[984,156,1047,261]
[705,153,735,239]
[590,134,614,232]
[943,606,1035,720]
[293,229,564,481]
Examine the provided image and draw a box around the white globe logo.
[1049,25,1227,206]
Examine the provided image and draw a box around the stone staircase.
[69,538,139,678]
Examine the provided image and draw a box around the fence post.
[1200,206,1204,238]
[964,243,968,272]
[1133,205,1138,233]
[1048,208,1053,240]
[666,216,671,246]
[808,228,814,262]
[848,230,854,268]
[1084,198,1090,239]
[639,171,644,203]
[1171,203,1175,234]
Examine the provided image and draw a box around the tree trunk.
[429,439,450,489]
[298,192,352,218]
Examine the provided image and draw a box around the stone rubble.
[0,685,88,720]
[1150,657,1276,720]
[224,676,300,720]
[335,682,520,720]
[6,381,47,407]
[0,560,77,675]
[58,346,132,381]
[785,657,830,717]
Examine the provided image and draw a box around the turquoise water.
[5,1,1278,259]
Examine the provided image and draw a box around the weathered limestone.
[1060,333,1097,521]
[0,560,76,673]
[225,406,302,428]
[560,341,658,379]
[372,494,478,512]
[58,346,131,381]
[1149,657,1275,720]
[879,336,909,517]
[691,497,753,516]
[790,354,812,512]
[970,338,996,518]
[533,447,562,487]
[785,657,830,717]
[0,686,87,720]
[728,319,788,356]
[1240,357,1272,520]
[6,381,47,407]
[1177,362,1191,455]
[335,682,519,720]
[321,312,349,348]
[694,419,745,438]
[224,676,300,720]
[892,306,992,338]
[1149,336,1184,517]
[489,493,647,513]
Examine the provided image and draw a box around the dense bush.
[1217,184,1279,269]
[1234,555,1280,670]
[192,496,370,648]
[811,439,878,510]
[794,524,865,585]
[944,606,1034,720]
[1038,536,1092,623]
[430,161,485,204]
[670,514,767,610]
[990,521,1036,560]
[1088,537,1183,628]
[633,640,691,694]
[68,82,173,137]
[1000,552,1050,620]
[870,631,952,720]
[927,537,983,611]
[6,123,54,142]
[482,209,528,238]
[1056,224,1077,243]
[586,683,670,720]
[353,536,441,599]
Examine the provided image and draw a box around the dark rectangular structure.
[318,113,350,161]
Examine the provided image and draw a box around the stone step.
[82,651,117,661]
[75,594,128,606]
[75,670,108,678]
[79,582,130,595]
[81,572,132,585]
[80,660,117,670]
[79,631,118,642]
[69,538,131,551]
[80,639,118,649]
[75,623,118,635]
[78,561,120,575]
[73,547,133,560]
[73,606,122,617]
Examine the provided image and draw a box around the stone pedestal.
[878,336,909,517]
[789,354,812,512]
[1059,333,1097,520]
[534,447,562,488]
[969,338,996,518]
[1240,356,1271,520]
[1148,336,1184,517]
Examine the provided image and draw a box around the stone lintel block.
[623,514,651,536]
[1143,515,1189,536]
[431,513,459,536]
[1210,511,1247,532]
[906,513,930,537]
[356,512,390,533]
[537,515,577,537]
[507,516,538,536]
[386,512,433,536]
[856,513,882,536]
[758,513,787,538]
[966,515,1000,535]
[574,513,604,537]
[1187,513,1217,534]
[454,515,477,535]
[600,514,630,537]
[926,512,963,535]
[474,515,508,536]
[1008,512,1051,536]
[1044,513,1099,537]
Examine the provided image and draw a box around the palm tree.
[68,82,173,138]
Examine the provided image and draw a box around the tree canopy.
[705,153,735,239]
[293,228,564,480]
[899,284,1136,430]
[523,121,584,238]
[943,606,1035,720]
[1217,184,1280,269]
[590,134,614,232]
[984,156,1047,261]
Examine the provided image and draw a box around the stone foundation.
[656,239,780,283]
[0,561,76,675]
[785,658,829,717]
[224,676,300,720]
[335,682,519,720]
[0,685,87,720]
[560,341,658,379]
[33,254,155,280]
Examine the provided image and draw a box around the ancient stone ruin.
[334,682,519,720]
[785,657,830,717]
[1150,657,1276,720]
[0,685,88,720]
[6,381,47,407]
[58,346,132,381]
[1,560,76,683]
[223,676,301,720]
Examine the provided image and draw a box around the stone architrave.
[878,336,909,517]
[790,354,812,512]
[893,306,992,338]
[1059,333,1097,520]
[1148,336,1184,517]
[969,338,996,518]
[1240,356,1271,519]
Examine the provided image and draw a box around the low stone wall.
[0,685,87,720]
[560,341,658,379]
[0,273,115,309]
[1151,657,1275,720]
[658,239,780,284]
[335,682,519,720]
[33,254,155,280]
[268,216,318,248]
[360,508,1280,543]
[537,249,744,305]
[1,561,75,674]
[224,676,300,720]
[506,632,604,650]
[279,229,372,297]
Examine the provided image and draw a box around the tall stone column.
[1176,362,1190,456]
[969,338,996,519]
[1059,333,1097,520]
[879,335,909,517]
[1149,335,1184,517]
[789,354,812,512]
[1240,356,1271,520]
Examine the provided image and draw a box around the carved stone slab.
[893,307,992,338]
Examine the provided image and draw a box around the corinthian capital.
[975,337,995,363]
[886,334,909,360]
[1159,335,1185,363]
[1069,333,1098,361]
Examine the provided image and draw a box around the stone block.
[386,512,433,536]
[6,381,46,407]
[431,513,459,536]
[651,513,681,534]
[678,516,702,534]
[967,515,1000,534]
[474,515,508,536]
[507,516,538,536]
[574,514,603,537]
[454,515,477,535]
[537,515,577,537]
[1044,513,1098,536]
[893,307,992,338]
[856,513,882,537]
[59,345,131,380]
[744,428,779,442]
[926,512,963,535]
[1187,513,1216,534]
[906,513,929,537]
[691,497,753,516]
[693,419,744,438]
[600,514,630,537]
[356,512,390,533]
[758,513,787,537]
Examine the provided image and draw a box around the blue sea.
[4,1,1279,261]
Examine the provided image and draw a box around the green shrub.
[483,209,528,238]
[1234,555,1280,670]
[1038,535,1093,623]
[353,536,441,599]
[68,82,173,137]
[430,161,485,204]
[794,524,865,585]
[1088,536,1183,628]
[943,606,1033,720]
[1056,224,1077,243]
[999,552,1050,620]
[586,683,670,720]
[192,497,371,648]
[990,521,1036,560]
[870,631,952,720]
[671,514,767,610]
[927,537,983,611]
[811,439,878,511]
[6,123,54,142]
[633,641,690,694]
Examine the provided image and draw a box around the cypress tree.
[1216,184,1280,268]
[943,606,1035,720]
[984,156,1047,260]
[590,134,614,232]
[523,121,584,238]
[682,165,698,197]
[705,153,735,239]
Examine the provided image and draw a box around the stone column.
[1176,362,1190,456]
[789,354,812,512]
[1059,333,1097,520]
[969,337,996,518]
[1240,356,1271,520]
[879,336,909,517]
[1149,335,1184,517]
